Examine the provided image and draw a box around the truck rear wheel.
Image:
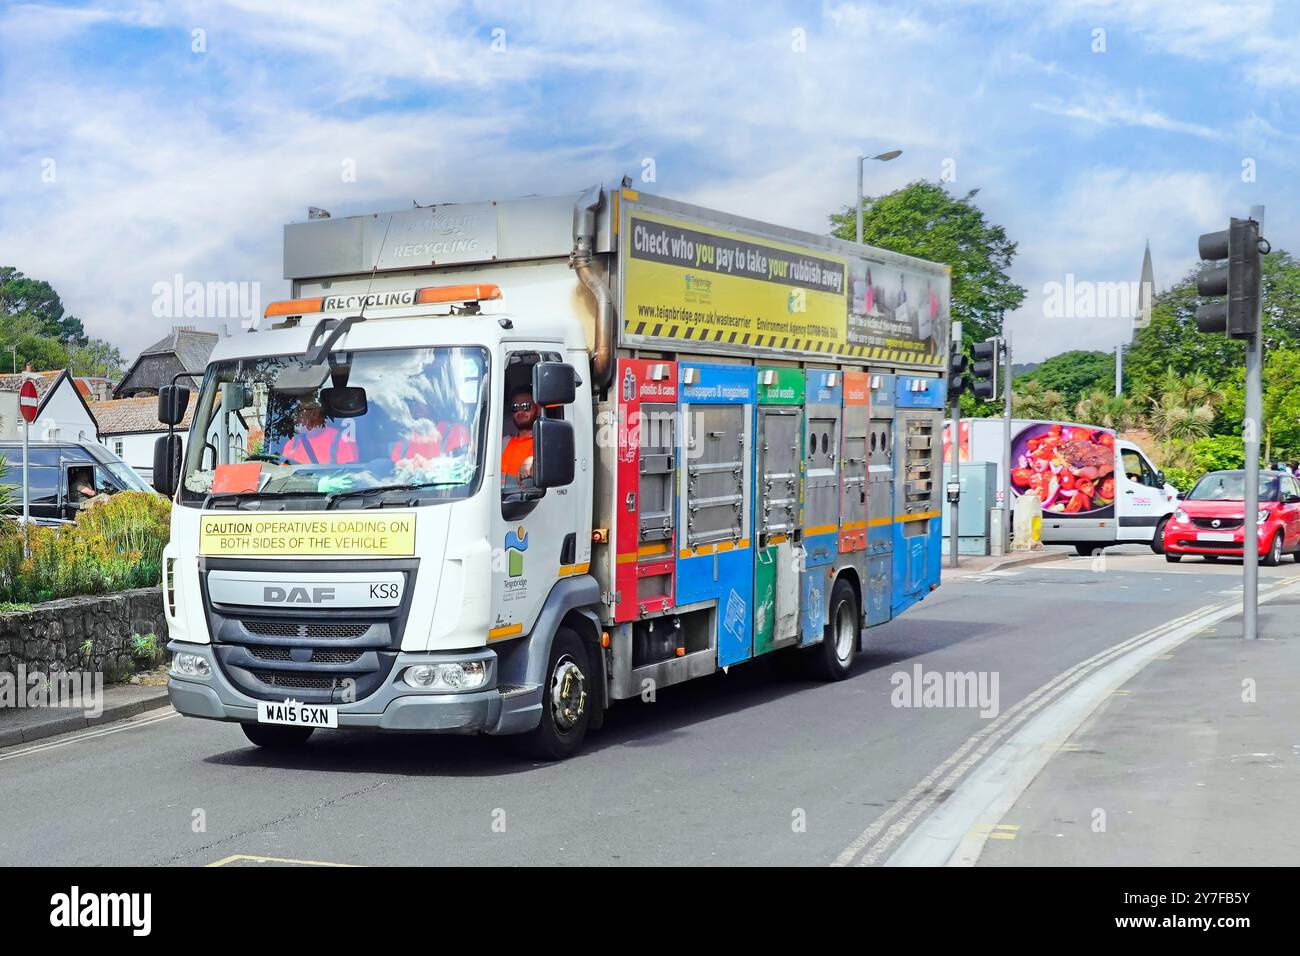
[515,628,591,761]
[807,579,859,681]
[241,723,314,749]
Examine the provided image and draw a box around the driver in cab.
[282,398,358,466]
[501,387,537,486]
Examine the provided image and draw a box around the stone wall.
[0,588,167,682]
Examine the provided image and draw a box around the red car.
[1163,469,1300,565]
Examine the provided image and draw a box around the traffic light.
[948,336,967,395]
[971,337,1001,400]
[1196,217,1266,339]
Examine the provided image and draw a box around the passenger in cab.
[390,396,471,464]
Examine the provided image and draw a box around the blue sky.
[1,0,1297,361]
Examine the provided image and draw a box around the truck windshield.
[179,346,489,508]
[1186,471,1279,502]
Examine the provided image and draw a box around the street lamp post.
[856,150,903,244]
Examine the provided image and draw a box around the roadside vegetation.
[0,487,171,604]
[1011,251,1300,491]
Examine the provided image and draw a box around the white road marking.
[831,602,1219,867]
[866,577,1300,867]
[0,709,178,762]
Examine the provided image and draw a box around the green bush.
[0,491,171,604]
[1161,466,1198,492]
[1190,435,1245,473]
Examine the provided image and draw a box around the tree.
[0,267,85,344]
[0,314,69,371]
[1016,350,1115,403]
[1074,390,1138,431]
[1125,250,1300,388]
[67,338,125,378]
[830,181,1026,343]
[1011,379,1069,420]
[1257,347,1300,463]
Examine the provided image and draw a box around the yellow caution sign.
[199,513,417,557]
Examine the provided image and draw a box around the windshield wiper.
[203,490,328,509]
[324,482,460,509]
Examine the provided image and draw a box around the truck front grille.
[246,646,364,665]
[244,621,370,640]
[250,670,343,690]
[201,559,416,704]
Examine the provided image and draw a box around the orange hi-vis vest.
[501,433,534,476]
[391,423,470,463]
[283,426,358,465]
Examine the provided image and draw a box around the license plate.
[257,700,337,728]
[1197,532,1234,543]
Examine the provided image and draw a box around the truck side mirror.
[533,362,578,407]
[153,433,183,497]
[158,384,191,426]
[533,418,574,489]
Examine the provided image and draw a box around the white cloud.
[1033,94,1218,140]
[1002,167,1229,361]
[1,0,1297,374]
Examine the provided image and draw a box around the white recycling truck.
[159,186,952,759]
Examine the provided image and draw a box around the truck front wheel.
[807,579,859,681]
[516,628,591,761]
[241,723,314,749]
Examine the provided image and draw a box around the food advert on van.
[1009,422,1116,518]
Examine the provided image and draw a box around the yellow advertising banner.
[620,204,946,366]
[199,513,417,557]
[623,209,849,354]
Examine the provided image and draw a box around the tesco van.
[947,418,1180,554]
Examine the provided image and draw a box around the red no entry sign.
[18,378,38,423]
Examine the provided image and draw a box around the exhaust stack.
[570,185,614,392]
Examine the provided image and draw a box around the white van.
[948,418,1180,554]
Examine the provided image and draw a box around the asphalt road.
[2,545,1296,867]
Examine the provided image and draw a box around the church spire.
[1135,240,1155,338]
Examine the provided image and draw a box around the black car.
[0,440,154,525]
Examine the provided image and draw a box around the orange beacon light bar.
[263,284,502,318]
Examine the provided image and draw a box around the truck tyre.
[1149,516,1170,554]
[1075,544,1095,557]
[1263,532,1283,567]
[516,627,591,761]
[807,578,859,682]
[241,723,314,749]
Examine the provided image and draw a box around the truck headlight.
[171,651,211,680]
[402,661,487,691]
